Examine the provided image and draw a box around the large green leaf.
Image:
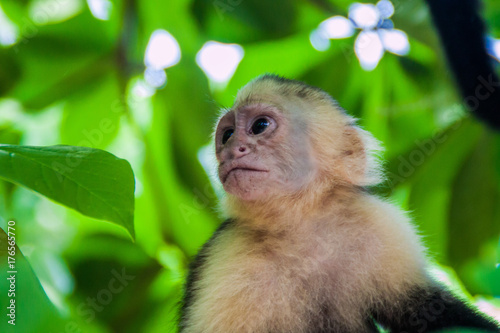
[144,94,218,256]
[0,226,67,332]
[0,145,135,238]
[0,50,21,96]
[462,256,500,296]
[449,130,500,270]
[384,119,482,259]
[193,0,297,41]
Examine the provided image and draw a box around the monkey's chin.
[222,170,272,202]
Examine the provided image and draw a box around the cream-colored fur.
[182,192,428,332]
[182,76,430,332]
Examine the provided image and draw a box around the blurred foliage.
[0,0,499,332]
[0,145,135,238]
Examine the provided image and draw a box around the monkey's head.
[214,75,382,204]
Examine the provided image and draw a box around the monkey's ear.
[337,126,383,186]
[338,127,368,185]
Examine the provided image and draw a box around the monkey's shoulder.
[180,219,234,325]
[183,218,235,285]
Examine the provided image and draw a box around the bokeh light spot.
[379,29,410,55]
[319,16,355,39]
[196,41,244,84]
[29,0,83,25]
[355,31,384,71]
[87,0,112,21]
[144,30,181,70]
[0,5,18,46]
[376,0,394,19]
[309,28,330,51]
[488,37,500,62]
[349,3,380,29]
[144,68,167,88]
[131,79,156,98]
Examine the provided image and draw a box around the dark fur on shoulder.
[374,284,499,332]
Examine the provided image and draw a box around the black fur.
[178,219,235,331]
[425,0,500,129]
[373,284,500,332]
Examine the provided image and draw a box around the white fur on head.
[234,74,384,187]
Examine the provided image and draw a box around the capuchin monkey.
[179,75,500,333]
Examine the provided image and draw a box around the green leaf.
[0,50,21,96]
[193,0,297,41]
[449,129,500,270]
[0,145,135,239]
[141,90,218,256]
[0,226,67,332]
[497,237,500,264]
[385,118,482,259]
[8,11,118,110]
[60,74,122,149]
[462,253,500,296]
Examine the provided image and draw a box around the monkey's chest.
[189,236,374,332]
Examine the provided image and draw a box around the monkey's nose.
[232,145,249,158]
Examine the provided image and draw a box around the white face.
[215,102,316,201]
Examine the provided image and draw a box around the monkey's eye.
[251,118,270,135]
[222,129,234,144]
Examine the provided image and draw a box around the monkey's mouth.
[223,167,268,182]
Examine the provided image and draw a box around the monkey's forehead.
[216,76,348,123]
[236,76,334,106]
[233,96,286,111]
[217,101,285,121]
